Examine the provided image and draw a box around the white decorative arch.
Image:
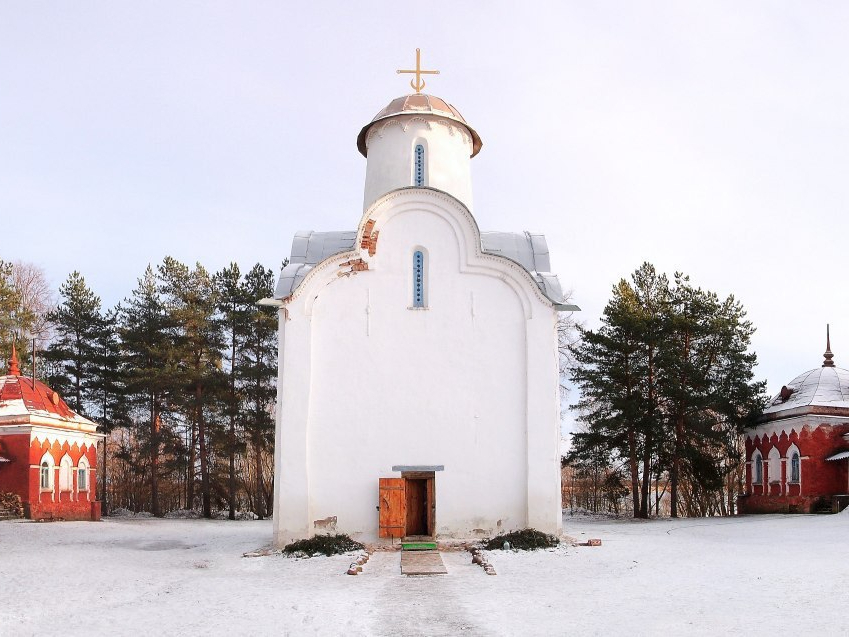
[77,455,90,492]
[751,449,764,485]
[39,451,54,492]
[768,446,782,486]
[787,443,801,484]
[59,453,73,492]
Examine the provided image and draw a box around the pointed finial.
[823,324,835,367]
[8,342,21,376]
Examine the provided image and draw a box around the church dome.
[762,330,849,418]
[356,93,483,158]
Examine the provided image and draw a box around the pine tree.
[216,263,249,520]
[0,261,20,366]
[239,264,277,519]
[89,306,130,513]
[569,263,765,518]
[159,258,224,518]
[120,266,171,517]
[44,272,103,414]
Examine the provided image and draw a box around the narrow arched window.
[414,144,425,186]
[40,462,51,490]
[790,452,800,483]
[78,458,89,491]
[754,455,763,484]
[413,250,425,307]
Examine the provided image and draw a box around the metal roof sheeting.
[763,366,849,414]
[274,228,578,310]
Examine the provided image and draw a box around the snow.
[763,365,849,413]
[1,513,847,635]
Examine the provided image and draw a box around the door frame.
[401,471,435,538]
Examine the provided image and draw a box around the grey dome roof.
[763,365,849,417]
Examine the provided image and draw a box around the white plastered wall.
[363,116,474,213]
[273,189,562,546]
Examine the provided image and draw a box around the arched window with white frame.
[77,456,90,492]
[752,449,763,485]
[59,454,73,492]
[788,444,801,483]
[39,452,54,491]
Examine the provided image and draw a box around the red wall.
[740,421,849,514]
[0,433,99,521]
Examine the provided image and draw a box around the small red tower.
[0,345,104,520]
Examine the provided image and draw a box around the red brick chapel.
[740,329,849,514]
[0,345,103,520]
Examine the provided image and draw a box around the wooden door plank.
[378,478,406,538]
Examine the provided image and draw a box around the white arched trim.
[787,443,801,484]
[77,456,90,492]
[751,449,764,485]
[59,453,73,492]
[39,451,55,495]
[768,446,782,490]
[291,189,552,321]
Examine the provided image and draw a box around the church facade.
[0,346,103,521]
[739,333,849,514]
[271,81,575,545]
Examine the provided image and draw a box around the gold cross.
[397,48,439,94]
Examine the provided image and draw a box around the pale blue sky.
[3,2,849,400]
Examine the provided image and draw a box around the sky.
[3,1,849,407]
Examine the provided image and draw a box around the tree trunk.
[198,383,211,518]
[627,427,640,518]
[151,402,161,517]
[670,412,684,518]
[228,326,236,521]
[187,417,196,510]
[101,435,108,516]
[639,431,653,518]
[255,435,266,520]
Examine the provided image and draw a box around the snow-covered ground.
[1,512,847,636]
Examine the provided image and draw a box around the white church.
[271,53,577,546]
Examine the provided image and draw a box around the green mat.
[401,541,437,551]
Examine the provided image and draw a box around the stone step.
[400,549,447,575]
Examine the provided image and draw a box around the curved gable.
[275,187,578,313]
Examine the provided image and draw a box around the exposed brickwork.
[338,258,369,277]
[368,230,379,257]
[359,219,380,256]
[360,219,376,249]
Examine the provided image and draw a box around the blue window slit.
[415,145,425,186]
[413,251,424,307]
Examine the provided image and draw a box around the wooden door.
[378,478,406,538]
[426,477,435,536]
